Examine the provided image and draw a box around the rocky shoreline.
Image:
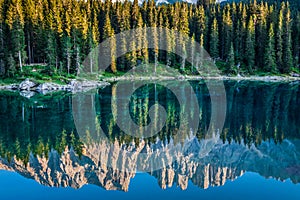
[0,78,110,98]
[1,74,300,94]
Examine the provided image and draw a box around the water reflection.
[0,81,300,191]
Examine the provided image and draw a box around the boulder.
[291,73,300,77]
[36,82,62,91]
[177,75,185,80]
[19,79,37,91]
[0,84,18,90]
[68,80,82,91]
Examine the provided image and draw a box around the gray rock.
[36,82,62,91]
[0,84,18,90]
[178,75,185,80]
[1,78,109,95]
[67,80,109,91]
[19,78,37,91]
[291,73,300,77]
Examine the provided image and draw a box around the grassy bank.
[1,62,300,86]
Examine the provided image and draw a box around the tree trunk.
[90,54,93,74]
[76,46,80,76]
[27,31,32,64]
[67,51,70,75]
[19,51,22,72]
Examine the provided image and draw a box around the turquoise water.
[0,80,300,199]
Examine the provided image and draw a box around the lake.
[0,80,300,200]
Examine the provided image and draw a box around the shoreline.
[1,75,300,93]
[0,79,110,94]
[102,74,300,82]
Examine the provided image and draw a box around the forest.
[0,0,299,79]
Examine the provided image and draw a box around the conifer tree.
[0,0,5,75]
[276,3,284,72]
[131,0,140,29]
[24,0,35,64]
[87,8,100,74]
[209,17,219,59]
[293,13,300,68]
[6,0,26,72]
[61,1,72,74]
[44,4,57,72]
[178,3,189,72]
[264,23,276,73]
[103,12,117,73]
[226,42,236,74]
[245,15,255,73]
[221,4,232,60]
[281,3,292,73]
[256,2,268,69]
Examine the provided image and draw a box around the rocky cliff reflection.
[0,81,300,191]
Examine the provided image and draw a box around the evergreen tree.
[103,12,117,73]
[293,13,300,68]
[221,4,233,60]
[178,3,189,72]
[245,15,255,73]
[226,42,236,74]
[131,0,140,29]
[209,17,219,59]
[256,2,268,69]
[281,2,292,73]
[276,3,284,72]
[6,0,26,72]
[0,0,5,76]
[86,8,100,74]
[23,0,35,64]
[264,23,277,73]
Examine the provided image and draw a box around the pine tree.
[293,13,300,68]
[164,12,173,67]
[178,3,189,72]
[23,0,35,64]
[281,2,292,73]
[239,4,248,64]
[62,35,72,75]
[44,5,57,73]
[209,17,219,59]
[6,0,26,72]
[131,0,140,29]
[61,1,72,75]
[256,2,268,69]
[86,8,100,74]
[276,3,284,72]
[264,23,276,73]
[194,5,206,44]
[245,15,255,74]
[103,12,117,73]
[226,42,236,74]
[0,0,5,76]
[221,4,232,60]
[142,24,149,64]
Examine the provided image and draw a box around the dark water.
[0,80,300,199]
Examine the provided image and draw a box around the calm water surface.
[0,80,300,199]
